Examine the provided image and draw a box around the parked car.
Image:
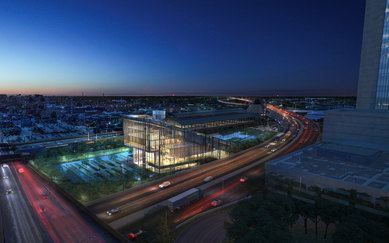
[106,208,120,216]
[159,181,171,189]
[240,176,247,182]
[18,168,25,174]
[264,144,270,148]
[5,189,13,195]
[203,176,213,182]
[211,199,222,207]
[271,148,277,153]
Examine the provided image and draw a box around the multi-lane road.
[1,164,51,243]
[0,162,119,243]
[87,105,319,232]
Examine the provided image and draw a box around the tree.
[226,193,296,242]
[318,200,339,239]
[332,213,389,243]
[294,200,313,234]
[309,199,322,236]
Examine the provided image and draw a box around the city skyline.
[0,0,364,96]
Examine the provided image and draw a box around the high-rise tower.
[357,0,389,110]
[323,0,389,151]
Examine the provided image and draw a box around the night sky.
[0,0,365,96]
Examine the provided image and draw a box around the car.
[159,181,171,189]
[5,189,13,194]
[211,199,222,207]
[203,176,213,182]
[106,208,120,216]
[282,138,286,142]
[240,176,247,182]
[39,207,47,213]
[2,164,8,168]
[3,175,8,179]
[18,168,25,174]
[41,193,48,199]
[271,148,277,153]
[128,229,143,240]
[264,144,270,148]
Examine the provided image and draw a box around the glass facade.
[123,116,228,173]
[376,1,389,109]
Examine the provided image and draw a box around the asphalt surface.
[88,105,319,231]
[0,164,51,243]
[1,162,119,243]
[175,210,231,243]
[13,162,119,243]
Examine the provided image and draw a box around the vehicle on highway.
[264,144,270,148]
[128,229,143,240]
[167,188,202,211]
[211,199,222,207]
[106,208,120,216]
[5,189,13,194]
[203,176,213,182]
[41,193,48,199]
[159,181,171,189]
[271,148,277,153]
[18,168,25,173]
[240,176,247,182]
[2,164,8,168]
[3,175,8,179]
[39,207,48,213]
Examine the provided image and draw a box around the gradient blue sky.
[0,0,365,96]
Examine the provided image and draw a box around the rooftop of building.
[167,112,258,126]
[169,108,247,118]
[325,108,389,115]
[266,142,389,193]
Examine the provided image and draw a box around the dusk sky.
[0,0,365,96]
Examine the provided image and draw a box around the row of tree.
[225,192,389,243]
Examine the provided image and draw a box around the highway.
[0,164,51,243]
[2,162,119,243]
[87,105,319,231]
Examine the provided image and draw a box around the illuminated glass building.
[123,108,262,173]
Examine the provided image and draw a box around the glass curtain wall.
[124,117,228,173]
[376,0,389,109]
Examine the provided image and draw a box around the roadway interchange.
[88,106,320,231]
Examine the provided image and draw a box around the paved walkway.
[175,211,231,243]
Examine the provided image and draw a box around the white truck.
[167,188,202,211]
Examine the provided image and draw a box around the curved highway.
[87,105,319,231]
